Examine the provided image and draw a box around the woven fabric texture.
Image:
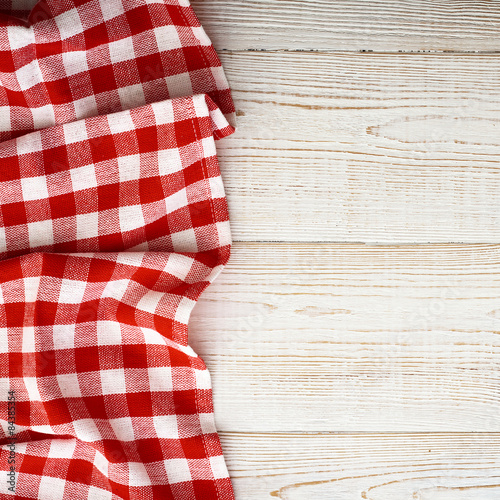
[0,1,236,498]
[0,0,235,141]
[0,94,235,499]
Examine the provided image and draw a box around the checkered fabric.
[0,0,235,141]
[0,94,235,499]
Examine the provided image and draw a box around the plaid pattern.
[0,0,235,141]
[0,94,235,498]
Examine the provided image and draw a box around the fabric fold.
[0,94,235,499]
[0,0,235,141]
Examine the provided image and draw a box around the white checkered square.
[192,94,210,118]
[166,253,195,281]
[137,291,163,314]
[17,130,42,155]
[24,377,41,401]
[216,220,231,247]
[0,376,8,400]
[201,136,217,158]
[109,417,135,442]
[165,72,193,98]
[119,205,145,232]
[96,321,122,346]
[152,415,179,439]
[59,279,87,304]
[0,107,10,132]
[73,95,98,120]
[154,25,182,51]
[52,324,75,350]
[0,228,5,255]
[128,462,150,487]
[31,104,56,130]
[99,0,125,21]
[118,84,146,110]
[62,50,89,77]
[152,100,174,125]
[194,368,212,390]
[28,220,54,247]
[100,369,126,395]
[192,26,211,46]
[7,25,35,50]
[87,487,113,500]
[141,327,167,346]
[101,279,129,301]
[55,8,83,40]
[199,412,217,435]
[48,439,77,459]
[208,176,225,199]
[23,276,41,303]
[174,296,196,324]
[115,253,144,267]
[0,328,7,351]
[166,189,188,213]
[117,154,141,182]
[21,176,49,201]
[16,60,43,91]
[31,424,54,434]
[93,451,109,477]
[63,119,88,144]
[209,455,230,480]
[157,148,183,174]
[108,112,135,135]
[39,476,66,500]
[70,164,97,191]
[108,37,135,64]
[170,228,197,253]
[76,212,99,240]
[72,419,102,442]
[57,373,82,399]
[21,326,35,353]
[148,367,173,392]
[165,459,192,484]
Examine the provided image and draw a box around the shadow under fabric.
[0,1,236,499]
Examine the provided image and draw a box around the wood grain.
[190,243,500,432]
[188,4,500,497]
[216,51,500,243]
[192,0,500,52]
[220,432,500,499]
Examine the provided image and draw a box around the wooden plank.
[189,243,500,432]
[220,432,500,499]
[192,0,500,52]
[216,52,500,243]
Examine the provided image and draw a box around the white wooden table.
[190,2,500,498]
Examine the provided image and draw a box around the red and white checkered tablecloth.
[0,0,235,141]
[0,93,235,499]
[0,1,237,498]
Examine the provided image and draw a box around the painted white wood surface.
[215,52,500,243]
[190,243,500,432]
[192,0,500,52]
[188,1,500,498]
[219,432,500,499]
